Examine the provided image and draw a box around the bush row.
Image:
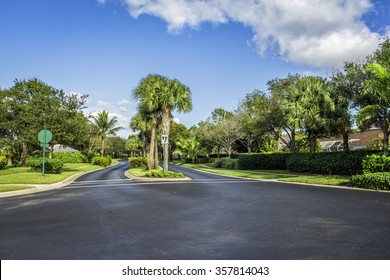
[237,153,289,170]
[27,158,64,174]
[184,157,211,164]
[286,151,377,175]
[350,172,390,190]
[129,157,148,168]
[52,152,88,163]
[0,156,7,170]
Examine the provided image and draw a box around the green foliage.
[286,151,376,175]
[129,157,148,168]
[350,172,390,190]
[362,154,390,173]
[0,156,7,170]
[27,158,64,174]
[144,170,184,178]
[52,152,87,163]
[91,156,111,167]
[237,153,289,170]
[213,158,238,169]
[84,152,100,163]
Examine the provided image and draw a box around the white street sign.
[161,135,169,145]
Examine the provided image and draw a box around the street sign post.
[161,135,169,172]
[38,129,53,176]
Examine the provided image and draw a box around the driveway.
[0,161,389,259]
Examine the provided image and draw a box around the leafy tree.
[204,109,242,158]
[105,136,127,158]
[89,110,123,157]
[126,134,143,157]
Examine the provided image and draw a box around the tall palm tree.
[133,74,192,171]
[160,78,192,172]
[90,110,123,157]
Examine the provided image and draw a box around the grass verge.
[0,163,103,185]
[182,163,350,186]
[0,185,35,192]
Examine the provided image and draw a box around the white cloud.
[96,100,113,109]
[119,106,130,113]
[173,117,180,124]
[122,0,383,68]
[117,98,132,106]
[97,0,106,5]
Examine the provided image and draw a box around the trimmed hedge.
[214,158,238,169]
[27,158,64,174]
[237,153,289,170]
[286,151,377,176]
[362,154,390,173]
[129,157,147,168]
[91,156,112,167]
[350,172,390,190]
[0,156,7,170]
[53,152,87,163]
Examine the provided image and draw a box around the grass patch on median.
[0,185,35,192]
[128,168,184,178]
[182,163,350,186]
[0,163,103,185]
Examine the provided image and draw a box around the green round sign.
[38,129,53,143]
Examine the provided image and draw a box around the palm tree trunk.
[342,130,350,151]
[101,136,106,157]
[308,133,317,153]
[148,114,158,170]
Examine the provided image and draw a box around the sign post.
[38,129,53,176]
[161,135,169,173]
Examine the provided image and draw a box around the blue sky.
[1,0,389,138]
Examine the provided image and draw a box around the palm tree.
[133,74,192,171]
[89,110,123,157]
[359,62,390,151]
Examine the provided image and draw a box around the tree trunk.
[101,136,106,157]
[161,109,171,172]
[308,133,317,153]
[154,136,159,169]
[147,114,158,170]
[383,110,389,153]
[342,130,350,151]
[21,142,28,166]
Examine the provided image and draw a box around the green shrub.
[144,170,184,178]
[237,153,289,170]
[84,152,100,163]
[27,158,64,174]
[0,156,7,170]
[362,154,390,173]
[53,152,87,163]
[350,172,390,190]
[214,158,238,169]
[91,157,111,167]
[129,157,147,168]
[184,157,210,164]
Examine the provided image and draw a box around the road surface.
[1,161,390,259]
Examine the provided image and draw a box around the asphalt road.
[1,160,390,260]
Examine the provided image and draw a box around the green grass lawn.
[0,163,103,185]
[182,163,350,186]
